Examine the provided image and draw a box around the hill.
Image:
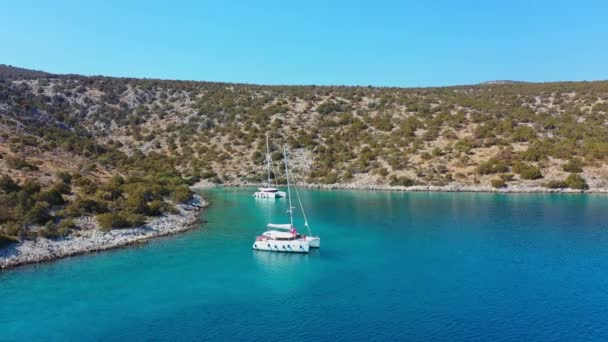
[2,66,608,188]
[2,65,608,194]
[0,64,54,79]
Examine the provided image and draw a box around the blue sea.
[1,188,608,341]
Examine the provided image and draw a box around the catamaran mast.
[283,146,294,227]
[265,133,272,187]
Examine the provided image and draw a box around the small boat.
[253,146,320,252]
[253,133,286,199]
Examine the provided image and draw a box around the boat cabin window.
[274,235,302,241]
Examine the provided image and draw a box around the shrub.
[125,192,149,214]
[26,203,51,225]
[122,212,147,227]
[39,222,70,239]
[491,179,507,188]
[65,197,107,217]
[389,176,415,187]
[55,171,72,184]
[34,189,65,206]
[58,218,76,230]
[476,159,509,175]
[512,162,543,180]
[544,180,567,189]
[565,173,589,190]
[563,159,584,173]
[317,101,343,115]
[499,173,514,181]
[323,173,339,184]
[52,182,72,194]
[171,185,192,203]
[512,126,537,142]
[0,175,20,193]
[96,212,129,231]
[6,157,38,171]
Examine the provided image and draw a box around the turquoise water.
[1,188,608,341]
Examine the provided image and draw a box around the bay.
[1,188,608,341]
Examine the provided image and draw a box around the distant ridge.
[478,80,529,85]
[0,64,54,79]
[0,64,592,88]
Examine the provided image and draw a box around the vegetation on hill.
[1,65,607,228]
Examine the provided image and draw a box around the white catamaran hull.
[253,191,286,199]
[253,240,310,253]
[305,236,321,248]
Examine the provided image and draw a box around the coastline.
[0,194,208,270]
[215,181,608,194]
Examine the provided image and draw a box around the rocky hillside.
[2,65,608,191]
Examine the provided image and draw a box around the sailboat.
[252,146,320,252]
[253,133,286,199]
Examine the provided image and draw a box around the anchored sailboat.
[253,133,286,199]
[252,146,320,252]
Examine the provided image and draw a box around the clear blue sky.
[2,0,607,87]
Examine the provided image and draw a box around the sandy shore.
[1,195,207,270]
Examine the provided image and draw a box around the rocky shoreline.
[0,194,208,270]
[219,181,608,193]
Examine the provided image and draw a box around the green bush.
[491,179,507,188]
[122,212,147,227]
[512,126,537,142]
[563,159,584,173]
[171,185,192,203]
[6,157,38,171]
[565,173,589,190]
[512,162,543,180]
[58,218,77,230]
[544,180,567,189]
[39,222,70,239]
[389,175,415,187]
[96,212,129,231]
[55,171,72,184]
[476,159,509,175]
[499,173,514,181]
[0,175,20,193]
[65,197,107,217]
[26,203,51,224]
[34,189,65,206]
[323,173,339,184]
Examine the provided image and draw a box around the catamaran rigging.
[253,133,286,198]
[252,145,320,252]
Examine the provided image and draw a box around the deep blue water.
[1,188,608,341]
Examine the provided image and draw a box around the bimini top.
[258,187,279,192]
[262,230,297,239]
[267,223,292,230]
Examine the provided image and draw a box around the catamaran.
[253,133,286,199]
[252,146,320,253]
